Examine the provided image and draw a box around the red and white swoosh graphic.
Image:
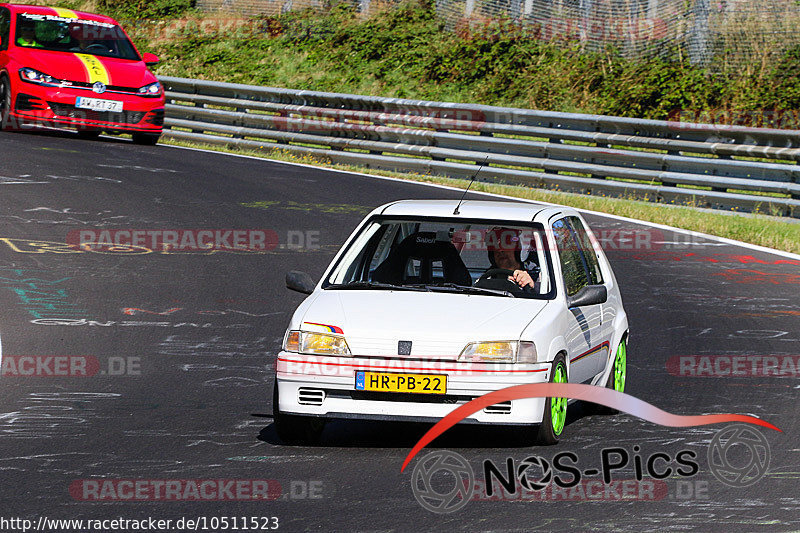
[400,383,781,472]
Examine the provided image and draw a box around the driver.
[69,24,95,51]
[16,24,42,47]
[483,227,536,289]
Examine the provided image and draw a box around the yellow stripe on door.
[74,54,110,85]
[52,8,78,17]
[50,9,112,85]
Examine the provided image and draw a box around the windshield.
[324,217,553,299]
[15,13,139,60]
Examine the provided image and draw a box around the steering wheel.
[483,268,515,278]
[85,44,109,52]
[475,268,525,294]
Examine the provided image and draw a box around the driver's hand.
[508,270,534,288]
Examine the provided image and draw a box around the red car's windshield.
[15,13,139,61]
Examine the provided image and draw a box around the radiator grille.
[47,102,146,124]
[297,387,325,406]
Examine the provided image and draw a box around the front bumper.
[10,84,164,133]
[276,352,553,425]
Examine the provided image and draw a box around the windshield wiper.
[411,283,514,297]
[326,281,429,292]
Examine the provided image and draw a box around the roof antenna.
[453,156,487,215]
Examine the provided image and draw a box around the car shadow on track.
[3,127,129,143]
[255,400,617,449]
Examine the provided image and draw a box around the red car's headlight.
[137,82,162,97]
[19,67,59,86]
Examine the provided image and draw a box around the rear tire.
[131,133,160,146]
[536,353,568,445]
[272,381,325,445]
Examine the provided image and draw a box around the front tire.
[131,133,160,146]
[536,354,568,445]
[591,338,627,415]
[272,381,325,445]
[0,75,15,131]
[606,338,627,393]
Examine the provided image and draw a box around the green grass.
[158,137,800,255]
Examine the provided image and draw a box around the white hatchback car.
[274,200,628,444]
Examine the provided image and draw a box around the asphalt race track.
[0,130,798,532]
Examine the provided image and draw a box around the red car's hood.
[14,48,156,88]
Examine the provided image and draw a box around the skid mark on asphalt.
[0,175,49,184]
[227,455,326,463]
[203,376,264,387]
[241,200,373,215]
[0,392,120,439]
[0,452,94,472]
[157,335,278,357]
[97,164,180,174]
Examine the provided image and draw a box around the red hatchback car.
[0,4,164,144]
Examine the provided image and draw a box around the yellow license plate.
[355,371,447,394]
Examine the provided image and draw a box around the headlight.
[19,67,59,86]
[459,341,538,363]
[283,330,350,356]
[137,81,162,97]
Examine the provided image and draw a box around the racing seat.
[370,232,473,287]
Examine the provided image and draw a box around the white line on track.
[163,144,800,261]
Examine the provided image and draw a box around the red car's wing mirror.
[142,52,160,66]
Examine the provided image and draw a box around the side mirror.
[567,285,607,308]
[142,52,160,66]
[286,271,316,295]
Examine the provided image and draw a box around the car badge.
[398,340,412,356]
[92,82,106,94]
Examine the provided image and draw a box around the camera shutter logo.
[517,456,553,491]
[708,424,770,488]
[411,450,474,513]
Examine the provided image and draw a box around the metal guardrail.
[159,76,800,218]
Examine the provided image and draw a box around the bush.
[98,0,195,20]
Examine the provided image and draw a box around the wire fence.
[438,0,800,67]
[196,0,800,67]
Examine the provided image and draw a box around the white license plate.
[75,97,123,112]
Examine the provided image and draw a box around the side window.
[552,218,588,297]
[0,9,10,51]
[567,216,604,286]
